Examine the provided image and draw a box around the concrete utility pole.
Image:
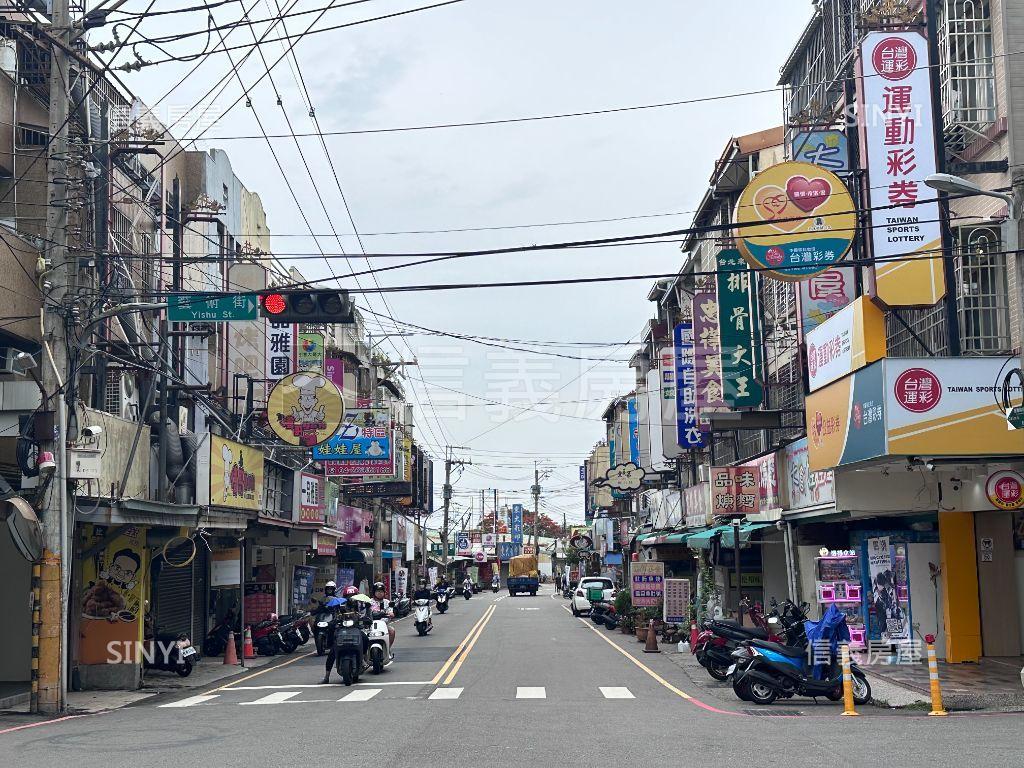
[37,0,72,716]
[439,446,469,568]
[532,463,541,554]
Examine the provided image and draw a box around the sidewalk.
[0,654,281,717]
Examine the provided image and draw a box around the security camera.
[82,425,103,438]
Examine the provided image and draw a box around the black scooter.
[143,629,198,677]
[435,588,450,614]
[463,584,472,600]
[391,593,412,618]
[334,611,370,686]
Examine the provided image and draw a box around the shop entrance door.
[975,511,1022,657]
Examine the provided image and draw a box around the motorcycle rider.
[318,585,354,684]
[462,575,473,596]
[369,582,396,650]
[413,579,432,602]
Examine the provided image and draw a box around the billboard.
[210,434,263,511]
[312,408,392,461]
[805,296,886,391]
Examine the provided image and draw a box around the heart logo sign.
[785,176,831,213]
[754,185,800,233]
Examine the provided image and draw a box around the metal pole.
[238,535,246,668]
[37,0,71,716]
[533,465,541,554]
[733,519,743,623]
[441,447,452,567]
[369,332,383,580]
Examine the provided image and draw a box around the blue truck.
[507,554,539,597]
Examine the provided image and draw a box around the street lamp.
[924,173,1021,399]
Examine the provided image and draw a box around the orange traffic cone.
[223,630,238,665]
[643,620,661,654]
[242,626,255,659]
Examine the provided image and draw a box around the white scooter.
[413,599,433,636]
[366,611,393,674]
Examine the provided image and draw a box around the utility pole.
[439,446,469,568]
[37,0,72,716]
[369,334,383,580]
[532,463,541,554]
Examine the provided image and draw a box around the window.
[15,124,48,148]
[955,225,1011,354]
[938,0,997,150]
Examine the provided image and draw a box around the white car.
[570,577,615,616]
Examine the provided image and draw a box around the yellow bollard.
[840,643,859,716]
[925,634,948,716]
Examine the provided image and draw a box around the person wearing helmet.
[370,581,396,649]
[412,579,431,601]
[324,581,337,598]
[317,591,348,684]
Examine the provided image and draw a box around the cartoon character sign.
[79,526,147,665]
[267,370,345,447]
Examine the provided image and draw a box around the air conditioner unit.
[119,371,139,421]
[0,348,16,375]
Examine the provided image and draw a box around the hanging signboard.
[510,503,524,545]
[498,542,520,560]
[663,578,691,624]
[674,321,707,449]
[692,291,728,425]
[295,471,324,524]
[267,371,345,447]
[627,397,641,463]
[456,531,471,557]
[805,296,887,392]
[658,345,682,460]
[734,160,857,281]
[323,457,395,477]
[798,266,857,338]
[265,322,296,381]
[683,482,711,528]
[210,434,263,511]
[295,331,325,373]
[313,408,392,461]
[709,466,759,518]
[790,129,850,173]
[336,504,372,543]
[985,470,1024,511]
[716,250,764,407]
[859,30,945,307]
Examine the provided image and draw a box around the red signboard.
[710,466,759,518]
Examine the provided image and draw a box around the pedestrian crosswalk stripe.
[516,687,546,699]
[159,694,219,708]
[599,687,634,699]
[240,691,302,705]
[339,688,381,702]
[429,687,463,700]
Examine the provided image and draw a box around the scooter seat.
[710,621,769,641]
[749,639,805,658]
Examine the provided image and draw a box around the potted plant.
[614,589,633,634]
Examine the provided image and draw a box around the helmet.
[372,581,386,593]
[324,581,337,597]
[341,585,359,598]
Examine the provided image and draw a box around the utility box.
[68,448,102,480]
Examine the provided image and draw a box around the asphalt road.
[2,585,1021,767]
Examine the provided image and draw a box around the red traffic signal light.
[258,289,354,324]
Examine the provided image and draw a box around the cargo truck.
[506,554,539,597]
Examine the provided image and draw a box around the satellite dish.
[3,496,43,562]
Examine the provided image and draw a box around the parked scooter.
[202,611,239,658]
[435,587,451,614]
[730,604,871,706]
[413,598,433,636]
[277,613,309,652]
[250,613,283,656]
[590,600,618,630]
[693,598,803,681]
[144,610,198,677]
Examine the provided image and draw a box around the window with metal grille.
[955,225,1011,353]
[103,369,122,416]
[937,0,997,151]
[885,305,950,357]
[15,124,48,148]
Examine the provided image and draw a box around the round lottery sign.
[986,470,1024,511]
[474,550,486,563]
[734,160,856,281]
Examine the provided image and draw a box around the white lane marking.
[339,688,381,702]
[516,687,546,699]
[226,681,430,690]
[492,595,507,603]
[517,607,539,611]
[428,687,464,700]
[159,694,219,708]
[599,687,635,699]
[239,691,302,705]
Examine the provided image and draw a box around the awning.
[338,546,372,563]
[686,522,774,549]
[381,550,403,559]
[604,552,623,566]
[663,532,694,545]
[76,499,199,528]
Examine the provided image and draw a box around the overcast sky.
[110,0,814,524]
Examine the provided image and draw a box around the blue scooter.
[730,604,872,706]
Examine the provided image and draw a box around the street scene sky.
[117,0,813,522]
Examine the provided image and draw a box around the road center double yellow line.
[431,603,496,686]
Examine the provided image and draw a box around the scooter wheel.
[852,672,872,705]
[340,657,355,686]
[176,661,194,678]
[417,623,428,637]
[281,639,297,654]
[315,637,325,657]
[372,654,384,674]
[707,662,730,682]
[747,680,778,705]
[732,677,752,701]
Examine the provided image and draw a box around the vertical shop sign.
[663,578,691,624]
[265,321,296,381]
[295,331,325,372]
[860,31,945,307]
[674,321,707,448]
[658,344,681,458]
[630,562,665,607]
[627,397,641,464]
[716,250,764,407]
[710,466,759,518]
[692,290,728,424]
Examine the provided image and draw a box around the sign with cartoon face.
[210,434,264,511]
[79,525,147,665]
[268,370,345,448]
[312,408,392,461]
[734,160,856,281]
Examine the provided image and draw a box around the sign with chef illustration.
[267,370,346,448]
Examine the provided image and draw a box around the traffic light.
[258,289,355,324]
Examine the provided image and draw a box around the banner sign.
[336,505,372,543]
[710,466,759,518]
[312,408,392,461]
[292,565,317,610]
[692,291,727,424]
[663,578,691,624]
[779,438,835,510]
[867,536,909,643]
[296,471,324,524]
[456,532,471,557]
[674,321,706,449]
[325,358,345,391]
[498,542,520,560]
[683,482,711,528]
[510,503,524,544]
[806,296,887,392]
[627,397,641,463]
[860,30,945,307]
[798,267,856,338]
[630,561,665,608]
[265,322,295,381]
[734,160,856,280]
[716,250,763,407]
[295,331,325,373]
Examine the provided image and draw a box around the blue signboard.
[498,542,520,560]
[790,130,850,173]
[674,322,707,449]
[312,410,391,461]
[627,397,640,463]
[510,503,523,545]
[579,465,586,481]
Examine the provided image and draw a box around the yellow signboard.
[805,296,886,391]
[267,370,345,447]
[734,161,856,281]
[79,525,147,664]
[211,434,264,511]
